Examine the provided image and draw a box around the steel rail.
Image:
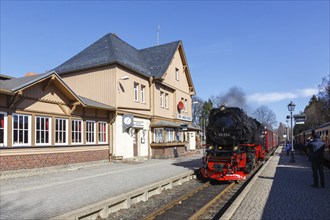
[143,181,211,220]
[188,181,235,220]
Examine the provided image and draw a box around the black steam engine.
[199,106,267,181]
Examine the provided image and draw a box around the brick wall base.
[151,146,185,159]
[0,149,109,171]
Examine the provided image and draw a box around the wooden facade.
[0,72,114,171]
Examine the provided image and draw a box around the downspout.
[109,111,117,162]
[148,76,154,159]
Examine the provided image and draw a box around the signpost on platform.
[294,114,306,125]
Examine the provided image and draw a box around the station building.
[0,33,198,171]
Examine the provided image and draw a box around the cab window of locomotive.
[215,116,235,128]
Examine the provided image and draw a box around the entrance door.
[132,129,138,156]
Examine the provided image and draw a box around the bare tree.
[318,74,330,120]
[276,122,287,143]
[192,96,204,126]
[252,105,277,129]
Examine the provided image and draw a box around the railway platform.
[0,151,203,220]
[223,146,330,220]
[1,146,329,220]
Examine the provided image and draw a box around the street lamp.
[119,76,129,80]
[287,101,296,162]
[118,76,129,92]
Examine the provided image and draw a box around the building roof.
[0,72,53,92]
[79,96,116,110]
[140,41,181,78]
[54,33,181,79]
[151,120,201,131]
[0,74,14,80]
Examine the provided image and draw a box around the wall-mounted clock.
[123,115,133,126]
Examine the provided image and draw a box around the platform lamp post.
[287,101,296,163]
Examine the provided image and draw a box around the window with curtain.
[72,119,83,144]
[86,121,96,144]
[154,128,164,143]
[0,112,7,147]
[55,118,68,144]
[98,122,107,143]
[166,128,175,142]
[13,114,31,146]
[35,116,51,145]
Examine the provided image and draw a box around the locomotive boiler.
[199,106,267,181]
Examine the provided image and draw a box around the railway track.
[144,181,234,220]
[143,150,274,220]
[143,173,255,220]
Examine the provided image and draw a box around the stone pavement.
[0,152,203,220]
[223,146,330,220]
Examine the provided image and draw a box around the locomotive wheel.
[196,169,208,182]
[244,163,252,174]
[244,152,256,174]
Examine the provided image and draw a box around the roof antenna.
[157,25,160,45]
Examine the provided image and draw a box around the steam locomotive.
[199,106,277,181]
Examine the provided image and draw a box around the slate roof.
[79,96,116,110]
[54,33,181,79]
[0,74,14,80]
[140,41,181,78]
[0,72,53,92]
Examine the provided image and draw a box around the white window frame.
[141,85,145,103]
[71,119,83,145]
[154,128,164,143]
[166,128,175,142]
[86,120,96,144]
[55,118,68,145]
[12,114,31,146]
[0,112,8,147]
[98,122,107,144]
[175,68,179,81]
[176,130,183,142]
[35,116,51,146]
[160,91,164,108]
[134,82,139,102]
[165,93,169,109]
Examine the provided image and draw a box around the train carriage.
[296,122,330,161]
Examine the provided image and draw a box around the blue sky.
[1,1,329,126]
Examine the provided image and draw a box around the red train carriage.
[296,122,330,160]
[199,106,277,182]
[265,129,278,152]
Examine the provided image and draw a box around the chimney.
[24,72,38,77]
